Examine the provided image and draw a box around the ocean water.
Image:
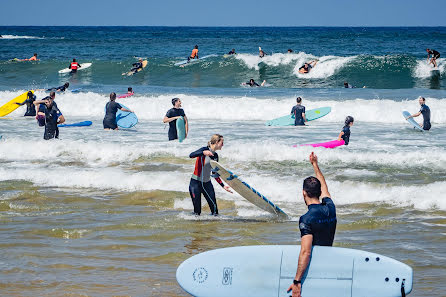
[0,27,445,296]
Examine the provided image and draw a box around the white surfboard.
[177,245,413,297]
[58,63,92,74]
[210,161,288,219]
[175,54,217,66]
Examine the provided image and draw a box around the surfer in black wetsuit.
[338,116,354,145]
[243,79,266,87]
[15,91,37,116]
[103,92,133,130]
[406,96,431,131]
[163,98,188,141]
[291,97,307,126]
[287,152,337,297]
[299,60,318,74]
[227,48,236,55]
[47,82,69,92]
[259,47,266,58]
[130,58,144,74]
[33,91,65,140]
[426,48,440,68]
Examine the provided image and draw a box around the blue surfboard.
[116,103,138,128]
[266,107,332,126]
[176,116,186,142]
[177,245,413,297]
[402,111,423,131]
[71,88,82,93]
[58,120,92,127]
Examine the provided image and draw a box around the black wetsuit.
[428,49,440,59]
[17,94,37,116]
[165,108,186,141]
[291,105,306,126]
[299,64,312,73]
[246,81,260,87]
[131,62,143,72]
[341,126,351,145]
[420,104,431,131]
[103,101,122,129]
[227,50,236,55]
[47,85,67,92]
[299,197,337,246]
[39,103,62,140]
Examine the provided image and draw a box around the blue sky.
[1,0,445,26]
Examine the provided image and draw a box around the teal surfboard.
[402,111,423,131]
[266,106,331,126]
[176,116,186,142]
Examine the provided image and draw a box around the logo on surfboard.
[193,267,208,283]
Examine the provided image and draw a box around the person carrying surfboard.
[291,97,307,126]
[406,96,431,131]
[426,48,440,68]
[15,91,37,116]
[298,60,318,74]
[103,92,134,130]
[163,98,189,141]
[337,116,354,145]
[188,134,232,216]
[68,58,81,73]
[288,152,337,297]
[33,91,65,140]
[187,45,199,62]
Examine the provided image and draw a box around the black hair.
[172,97,180,105]
[34,53,37,56]
[303,176,321,199]
[64,82,69,87]
[49,91,56,98]
[128,87,133,92]
[27,91,33,98]
[288,49,293,52]
[345,116,354,126]
[110,92,116,101]
[194,45,198,49]
[420,96,426,102]
[73,58,76,62]
[296,97,302,103]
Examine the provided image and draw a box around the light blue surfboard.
[58,120,92,127]
[176,116,186,142]
[402,111,423,131]
[71,88,82,93]
[177,245,413,297]
[266,106,331,126]
[175,54,217,66]
[104,103,138,129]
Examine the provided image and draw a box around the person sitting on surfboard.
[188,134,233,216]
[46,82,69,92]
[291,97,307,126]
[227,48,236,55]
[103,92,133,130]
[15,91,37,117]
[33,91,65,140]
[242,79,266,87]
[337,116,354,145]
[69,58,81,73]
[287,152,337,297]
[299,60,318,74]
[426,48,440,68]
[406,96,431,131]
[130,58,144,74]
[163,98,189,141]
[187,45,199,62]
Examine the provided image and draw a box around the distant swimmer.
[259,47,266,58]
[47,82,69,92]
[291,97,307,126]
[426,48,440,68]
[406,96,431,131]
[15,91,37,116]
[337,116,354,145]
[33,91,65,140]
[287,49,294,53]
[243,78,266,87]
[69,58,81,73]
[163,97,189,141]
[188,134,233,216]
[299,60,318,74]
[130,58,144,74]
[103,92,133,130]
[227,48,236,55]
[187,45,199,62]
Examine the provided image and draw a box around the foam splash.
[0,35,43,39]
[413,59,445,78]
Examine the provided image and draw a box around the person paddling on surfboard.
[163,98,189,141]
[187,45,199,62]
[337,116,354,145]
[291,97,307,126]
[46,82,69,92]
[406,96,431,131]
[426,48,440,68]
[33,91,65,140]
[68,58,81,73]
[299,60,318,74]
[103,92,133,130]
[15,91,37,116]
[188,134,233,216]
[242,78,266,87]
[287,152,337,297]
[130,58,144,74]
[227,48,236,55]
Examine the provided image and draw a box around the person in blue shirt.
[33,91,65,140]
[406,97,431,131]
[291,97,307,126]
[338,116,354,145]
[287,152,336,297]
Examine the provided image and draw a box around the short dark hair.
[296,97,302,103]
[128,87,133,92]
[420,96,425,102]
[303,176,321,198]
[49,91,56,98]
[172,97,180,105]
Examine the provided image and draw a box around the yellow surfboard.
[0,91,34,117]
[122,60,148,76]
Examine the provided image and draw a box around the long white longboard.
[177,245,413,297]
[59,63,92,74]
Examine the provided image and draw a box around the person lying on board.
[130,58,144,73]
[242,78,266,87]
[299,60,318,74]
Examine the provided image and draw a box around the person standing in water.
[163,98,189,141]
[103,92,133,130]
[259,47,266,58]
[69,58,81,73]
[33,91,65,140]
[291,97,307,126]
[15,91,37,116]
[426,48,440,68]
[406,96,431,131]
[189,134,233,216]
[338,116,354,145]
[187,45,199,62]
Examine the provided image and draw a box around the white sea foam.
[1,35,43,39]
[413,59,445,78]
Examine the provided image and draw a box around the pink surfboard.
[117,92,134,99]
[293,139,345,149]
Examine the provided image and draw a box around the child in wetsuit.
[338,116,354,145]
